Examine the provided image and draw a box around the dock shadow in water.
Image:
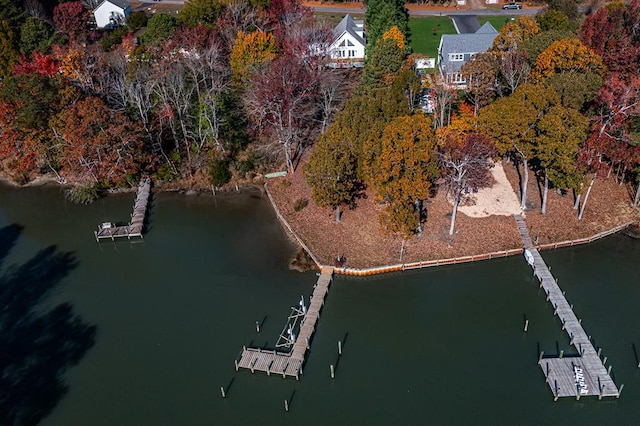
[0,230,96,426]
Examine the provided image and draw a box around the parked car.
[502,2,522,9]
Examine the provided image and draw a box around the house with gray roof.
[93,0,131,29]
[328,14,366,68]
[437,22,498,87]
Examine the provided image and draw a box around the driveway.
[452,15,481,33]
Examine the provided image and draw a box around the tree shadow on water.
[0,225,96,426]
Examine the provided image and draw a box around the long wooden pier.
[95,177,151,241]
[514,214,619,400]
[235,266,334,379]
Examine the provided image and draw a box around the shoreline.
[263,180,637,276]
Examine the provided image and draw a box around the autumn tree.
[580,0,640,75]
[304,130,360,222]
[532,38,605,81]
[51,96,145,185]
[53,2,87,41]
[532,38,605,109]
[491,16,540,53]
[439,132,496,235]
[535,104,588,214]
[460,51,498,115]
[363,114,438,236]
[522,29,576,68]
[244,56,316,173]
[479,83,559,210]
[13,51,59,76]
[229,30,277,84]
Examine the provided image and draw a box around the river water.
[0,183,639,425]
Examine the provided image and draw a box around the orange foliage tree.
[51,97,146,185]
[229,30,277,84]
[532,38,605,81]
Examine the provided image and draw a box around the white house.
[328,14,366,68]
[93,0,131,29]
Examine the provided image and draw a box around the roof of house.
[332,14,365,47]
[95,0,130,11]
[438,22,498,73]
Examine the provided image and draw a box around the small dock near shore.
[515,214,620,400]
[235,267,334,379]
[95,178,151,241]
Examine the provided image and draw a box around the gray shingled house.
[437,22,498,87]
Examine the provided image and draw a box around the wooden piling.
[284,399,289,412]
[338,340,342,354]
[618,384,624,398]
[256,321,260,333]
[330,364,335,379]
[220,386,226,398]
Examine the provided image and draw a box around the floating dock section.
[515,214,619,400]
[95,178,151,241]
[235,267,334,379]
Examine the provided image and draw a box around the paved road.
[452,15,480,33]
[309,5,541,16]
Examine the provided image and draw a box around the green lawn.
[478,16,514,32]
[408,17,457,60]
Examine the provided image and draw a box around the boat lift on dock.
[94,177,151,241]
[235,267,334,379]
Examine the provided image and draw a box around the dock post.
[603,356,608,366]
[234,360,238,371]
[256,321,260,333]
[284,399,289,412]
[338,340,342,354]
[618,384,624,398]
[545,362,549,377]
[305,337,309,350]
[561,319,566,331]
[570,333,574,345]
[220,387,226,398]
[539,351,544,362]
[608,365,612,375]
[560,350,564,359]
[579,318,582,325]
[554,380,559,402]
[330,364,335,379]
[524,316,529,332]
[597,347,602,357]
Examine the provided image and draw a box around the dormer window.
[449,53,464,61]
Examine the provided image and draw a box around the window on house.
[453,73,466,83]
[347,40,354,47]
[449,53,464,61]
[339,40,346,47]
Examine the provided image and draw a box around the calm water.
[1,183,639,425]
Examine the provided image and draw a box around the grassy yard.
[408,17,456,60]
[478,16,514,31]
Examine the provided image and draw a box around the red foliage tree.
[244,56,317,173]
[52,96,146,185]
[53,2,88,41]
[580,0,640,74]
[13,51,59,76]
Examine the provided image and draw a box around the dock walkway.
[95,178,151,241]
[515,214,619,400]
[235,266,334,379]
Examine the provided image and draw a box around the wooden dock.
[95,178,151,241]
[235,266,334,379]
[515,214,619,400]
